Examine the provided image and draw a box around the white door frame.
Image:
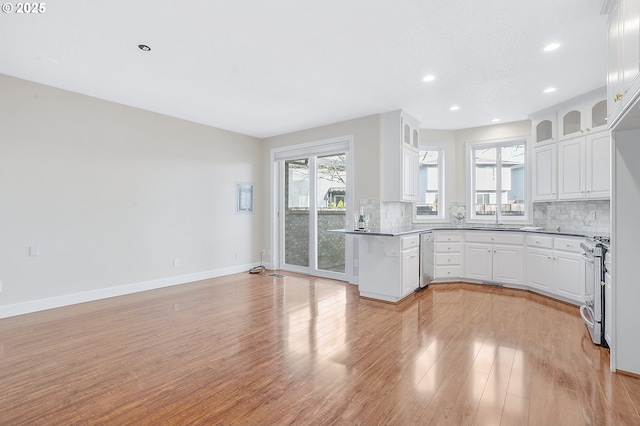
[270,136,354,281]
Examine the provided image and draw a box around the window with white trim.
[415,146,445,221]
[469,140,527,222]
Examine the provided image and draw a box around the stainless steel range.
[579,236,609,348]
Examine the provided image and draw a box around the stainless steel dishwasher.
[420,231,434,288]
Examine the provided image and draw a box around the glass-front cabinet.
[558,96,608,140]
[588,99,608,132]
[532,114,556,144]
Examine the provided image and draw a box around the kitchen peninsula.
[336,226,591,304]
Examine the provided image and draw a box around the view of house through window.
[416,148,443,219]
[471,142,525,219]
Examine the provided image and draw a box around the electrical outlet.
[173,259,180,268]
[0,281,3,293]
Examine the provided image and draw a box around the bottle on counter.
[357,207,366,230]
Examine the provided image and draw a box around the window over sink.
[468,139,529,224]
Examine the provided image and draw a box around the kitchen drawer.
[465,232,524,245]
[436,253,463,266]
[554,237,583,253]
[434,232,463,242]
[401,235,419,250]
[526,235,554,249]
[435,266,463,279]
[435,242,462,253]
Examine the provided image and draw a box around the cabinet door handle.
[614,93,623,102]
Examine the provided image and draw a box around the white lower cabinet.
[356,230,587,306]
[464,232,525,285]
[433,231,464,279]
[357,234,419,302]
[465,243,493,280]
[526,235,585,304]
[401,246,420,296]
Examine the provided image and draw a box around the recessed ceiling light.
[543,87,556,93]
[138,44,151,52]
[544,43,560,52]
[492,118,500,123]
[422,74,436,82]
[449,105,460,111]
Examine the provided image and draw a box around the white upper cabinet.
[533,144,557,201]
[381,110,420,202]
[588,99,609,132]
[530,90,609,202]
[586,132,611,199]
[558,138,586,199]
[557,132,610,200]
[532,113,557,144]
[607,0,640,126]
[402,118,420,150]
[558,96,608,140]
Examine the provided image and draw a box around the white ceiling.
[0,0,608,138]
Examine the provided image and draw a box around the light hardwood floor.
[1,272,639,425]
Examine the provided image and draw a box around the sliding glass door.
[277,141,351,280]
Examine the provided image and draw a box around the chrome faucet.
[495,209,500,227]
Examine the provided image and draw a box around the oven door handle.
[580,305,595,327]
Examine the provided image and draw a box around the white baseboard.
[0,263,259,319]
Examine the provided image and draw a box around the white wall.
[0,74,263,316]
